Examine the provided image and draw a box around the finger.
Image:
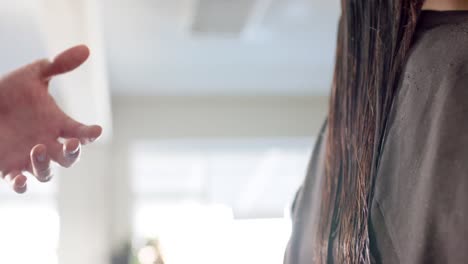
[30,144,53,182]
[4,171,27,194]
[61,117,102,144]
[41,45,90,79]
[49,139,81,168]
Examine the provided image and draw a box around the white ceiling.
[0,0,340,97]
[100,0,340,96]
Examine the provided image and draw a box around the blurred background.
[0,0,339,263]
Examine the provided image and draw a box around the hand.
[0,45,102,193]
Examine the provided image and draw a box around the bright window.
[0,176,59,264]
[134,202,291,264]
[131,138,312,264]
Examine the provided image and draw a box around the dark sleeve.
[289,119,328,220]
[284,119,328,264]
[289,184,303,220]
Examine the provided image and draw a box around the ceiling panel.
[191,0,255,35]
[100,0,340,96]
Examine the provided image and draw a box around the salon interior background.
[0,0,338,263]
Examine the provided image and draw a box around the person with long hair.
[284,0,468,263]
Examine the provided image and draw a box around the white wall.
[57,95,328,264]
[112,96,328,139]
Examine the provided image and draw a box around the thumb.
[41,45,90,79]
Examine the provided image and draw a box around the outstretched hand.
[0,45,102,193]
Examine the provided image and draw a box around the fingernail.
[39,168,52,178]
[89,137,97,143]
[42,175,53,182]
[37,152,46,162]
[16,185,27,194]
[68,145,80,155]
[18,179,27,188]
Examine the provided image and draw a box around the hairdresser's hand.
[0,45,102,193]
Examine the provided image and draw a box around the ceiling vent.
[191,0,255,36]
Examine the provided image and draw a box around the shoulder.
[410,21,468,76]
[404,21,468,106]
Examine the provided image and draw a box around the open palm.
[0,45,102,193]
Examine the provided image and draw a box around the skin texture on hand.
[0,45,102,193]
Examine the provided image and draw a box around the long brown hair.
[318,1,425,263]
